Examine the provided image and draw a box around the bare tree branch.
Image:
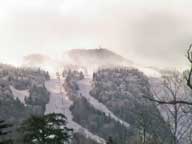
[187,44,192,89]
[144,96,192,105]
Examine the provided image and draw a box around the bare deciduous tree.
[148,72,190,144]
[143,44,192,144]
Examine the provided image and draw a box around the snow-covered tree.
[19,113,73,144]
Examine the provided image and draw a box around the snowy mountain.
[22,48,133,73]
[2,49,184,143]
[16,49,167,143]
[22,48,162,78]
[64,48,133,67]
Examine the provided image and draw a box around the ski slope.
[45,79,105,144]
[77,78,130,128]
[10,86,29,105]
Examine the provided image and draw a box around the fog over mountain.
[23,48,162,77]
[2,1,192,144]
[22,48,132,73]
[0,0,192,70]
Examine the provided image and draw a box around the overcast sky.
[0,0,192,69]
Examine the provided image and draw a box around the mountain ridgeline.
[65,48,133,66]
[23,48,134,74]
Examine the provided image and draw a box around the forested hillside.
[90,68,172,143]
[62,68,173,143]
[0,64,50,142]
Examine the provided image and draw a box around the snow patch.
[77,78,130,128]
[10,86,29,105]
[134,65,161,78]
[45,79,105,144]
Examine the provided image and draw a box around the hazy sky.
[0,0,192,69]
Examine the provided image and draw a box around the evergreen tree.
[19,113,73,144]
[106,136,114,144]
[0,120,12,144]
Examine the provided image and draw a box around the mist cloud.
[129,12,192,68]
[0,0,192,69]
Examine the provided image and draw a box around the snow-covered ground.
[77,78,130,128]
[10,86,29,105]
[45,79,105,144]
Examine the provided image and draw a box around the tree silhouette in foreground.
[0,120,12,144]
[19,113,73,144]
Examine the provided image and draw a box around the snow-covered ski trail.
[45,79,105,144]
[77,78,130,128]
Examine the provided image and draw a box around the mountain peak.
[65,48,133,66]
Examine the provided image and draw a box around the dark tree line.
[0,120,13,144]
